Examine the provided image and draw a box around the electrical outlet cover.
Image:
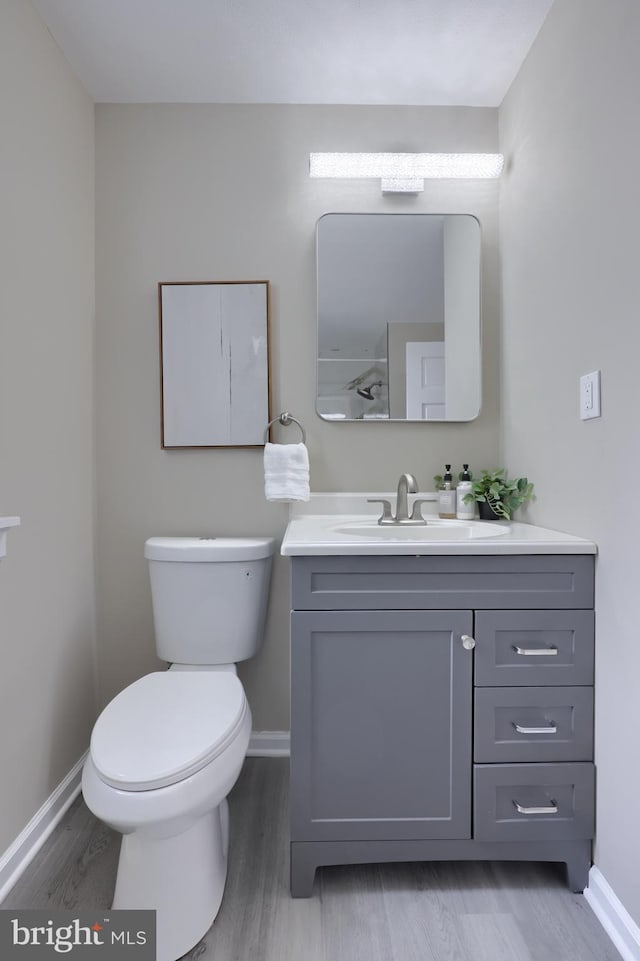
[580,370,601,420]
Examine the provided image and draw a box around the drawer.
[291,556,595,611]
[474,610,594,686]
[474,687,593,762]
[474,763,594,842]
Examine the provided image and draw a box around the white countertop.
[280,494,596,557]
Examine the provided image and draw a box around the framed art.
[159,280,270,448]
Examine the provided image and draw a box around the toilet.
[82,536,275,961]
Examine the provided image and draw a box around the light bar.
[309,152,504,193]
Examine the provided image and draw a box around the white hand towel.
[264,442,310,502]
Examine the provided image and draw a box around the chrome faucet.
[368,473,429,525]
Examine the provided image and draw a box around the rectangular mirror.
[316,213,481,421]
[159,280,270,448]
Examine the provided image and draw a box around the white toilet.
[82,536,274,961]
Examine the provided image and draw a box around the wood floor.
[2,758,620,961]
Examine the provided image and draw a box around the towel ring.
[264,412,306,444]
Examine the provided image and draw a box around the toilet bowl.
[82,535,274,961]
[82,670,251,961]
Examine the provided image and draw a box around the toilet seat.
[90,671,248,792]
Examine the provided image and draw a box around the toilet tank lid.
[145,536,275,562]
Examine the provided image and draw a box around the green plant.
[463,468,534,520]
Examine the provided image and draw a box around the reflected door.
[405,341,445,419]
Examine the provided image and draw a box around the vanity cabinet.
[289,554,595,897]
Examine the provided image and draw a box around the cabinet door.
[290,609,473,842]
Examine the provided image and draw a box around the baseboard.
[247,731,290,757]
[0,751,87,903]
[585,866,640,961]
[0,734,285,900]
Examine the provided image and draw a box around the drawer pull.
[512,644,558,656]
[461,634,476,650]
[513,722,558,735]
[513,799,559,815]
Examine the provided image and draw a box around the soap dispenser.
[456,464,475,520]
[438,465,457,519]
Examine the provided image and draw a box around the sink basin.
[279,493,598,556]
[334,519,509,541]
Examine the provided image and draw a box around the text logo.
[0,910,156,959]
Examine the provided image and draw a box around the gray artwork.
[159,281,270,447]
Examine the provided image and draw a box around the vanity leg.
[565,841,592,892]
[290,843,317,898]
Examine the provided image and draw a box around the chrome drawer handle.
[513,799,559,815]
[512,644,558,656]
[513,722,558,735]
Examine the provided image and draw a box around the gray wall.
[500,0,640,925]
[5,0,639,936]
[0,0,96,854]
[95,103,501,729]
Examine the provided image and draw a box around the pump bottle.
[438,465,457,519]
[456,464,475,520]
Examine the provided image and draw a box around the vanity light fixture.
[309,152,504,194]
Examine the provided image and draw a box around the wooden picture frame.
[158,280,271,448]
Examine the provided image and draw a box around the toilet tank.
[144,537,275,665]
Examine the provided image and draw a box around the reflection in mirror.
[316,213,481,422]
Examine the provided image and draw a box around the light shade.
[309,151,504,193]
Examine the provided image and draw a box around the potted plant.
[463,468,534,520]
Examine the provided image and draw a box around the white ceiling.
[32,0,554,106]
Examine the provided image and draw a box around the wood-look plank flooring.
[2,758,620,961]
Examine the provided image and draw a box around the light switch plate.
[580,370,601,420]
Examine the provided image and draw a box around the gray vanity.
[282,497,596,896]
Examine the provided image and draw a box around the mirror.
[159,281,270,447]
[316,213,481,421]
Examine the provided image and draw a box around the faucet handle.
[409,499,431,524]
[367,498,393,525]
